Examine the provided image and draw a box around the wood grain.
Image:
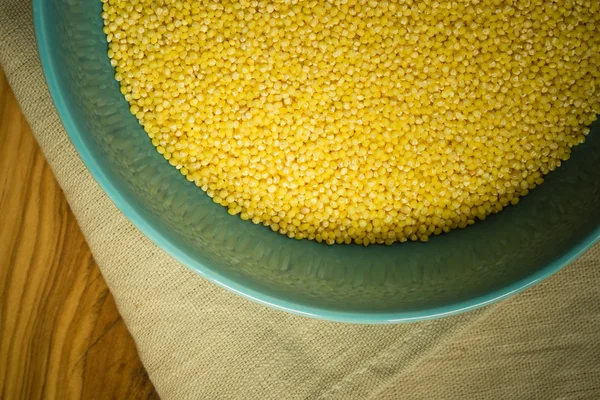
[0,69,159,399]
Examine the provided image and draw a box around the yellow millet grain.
[102,0,600,245]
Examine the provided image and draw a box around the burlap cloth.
[2,1,599,398]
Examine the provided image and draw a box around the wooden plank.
[0,69,159,399]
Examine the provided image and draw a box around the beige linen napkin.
[2,0,599,398]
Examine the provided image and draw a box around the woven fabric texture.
[1,1,598,398]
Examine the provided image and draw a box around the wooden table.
[0,70,159,399]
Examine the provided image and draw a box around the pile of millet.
[102,0,600,245]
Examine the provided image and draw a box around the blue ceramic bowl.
[33,0,600,323]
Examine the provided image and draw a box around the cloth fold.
[1,0,599,398]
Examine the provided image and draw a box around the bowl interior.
[34,0,600,322]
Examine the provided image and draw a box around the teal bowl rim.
[33,0,600,324]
